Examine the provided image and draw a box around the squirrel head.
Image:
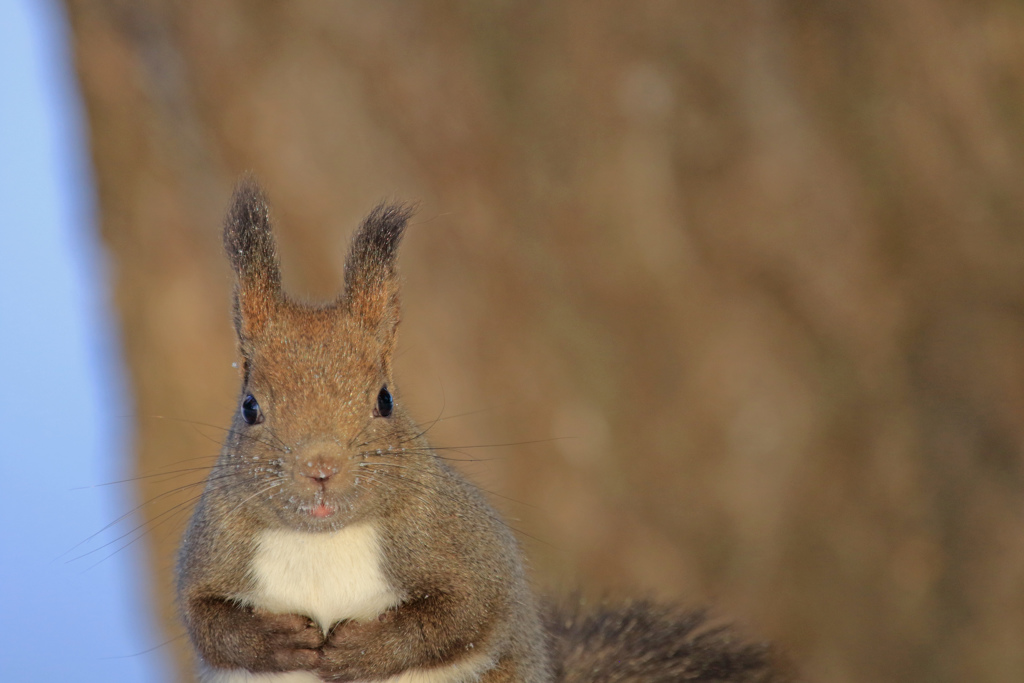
[220,177,417,530]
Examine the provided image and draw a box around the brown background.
[62,1,1024,682]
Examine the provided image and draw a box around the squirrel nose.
[309,469,333,483]
[296,460,341,486]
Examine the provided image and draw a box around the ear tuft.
[224,176,282,337]
[345,203,413,284]
[343,202,415,336]
[224,176,280,286]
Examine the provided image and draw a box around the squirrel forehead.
[243,308,385,394]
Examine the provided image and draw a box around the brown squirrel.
[176,179,790,683]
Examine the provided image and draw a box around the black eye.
[375,386,393,418]
[241,395,263,425]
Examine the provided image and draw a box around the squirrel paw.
[317,617,390,680]
[246,609,324,672]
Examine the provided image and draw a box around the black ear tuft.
[344,203,413,288]
[343,202,415,336]
[224,176,281,288]
[224,176,282,336]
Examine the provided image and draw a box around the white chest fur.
[204,524,494,683]
[242,523,401,631]
[201,652,494,683]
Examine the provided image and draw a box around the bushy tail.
[544,598,791,683]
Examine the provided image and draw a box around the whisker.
[357,386,449,450]
[70,465,221,490]
[220,480,285,521]
[97,633,188,660]
[59,468,246,563]
[147,415,289,453]
[410,437,570,451]
[362,461,537,510]
[79,500,200,573]
[78,472,284,571]
[361,467,547,546]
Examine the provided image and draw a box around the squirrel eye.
[375,386,393,418]
[241,395,263,425]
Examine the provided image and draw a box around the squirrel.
[176,178,790,683]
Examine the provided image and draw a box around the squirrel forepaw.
[248,610,324,672]
[317,617,389,680]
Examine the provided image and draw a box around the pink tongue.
[311,503,334,518]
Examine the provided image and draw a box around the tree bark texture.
[62,1,1024,682]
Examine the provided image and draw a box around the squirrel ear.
[223,176,282,338]
[342,202,413,346]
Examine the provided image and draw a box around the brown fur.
[178,180,548,681]
[223,176,282,338]
[545,598,791,683]
[177,179,790,683]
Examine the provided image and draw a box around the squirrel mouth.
[309,502,335,518]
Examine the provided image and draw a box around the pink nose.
[296,460,340,486]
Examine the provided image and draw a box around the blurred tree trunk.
[63,1,1024,681]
